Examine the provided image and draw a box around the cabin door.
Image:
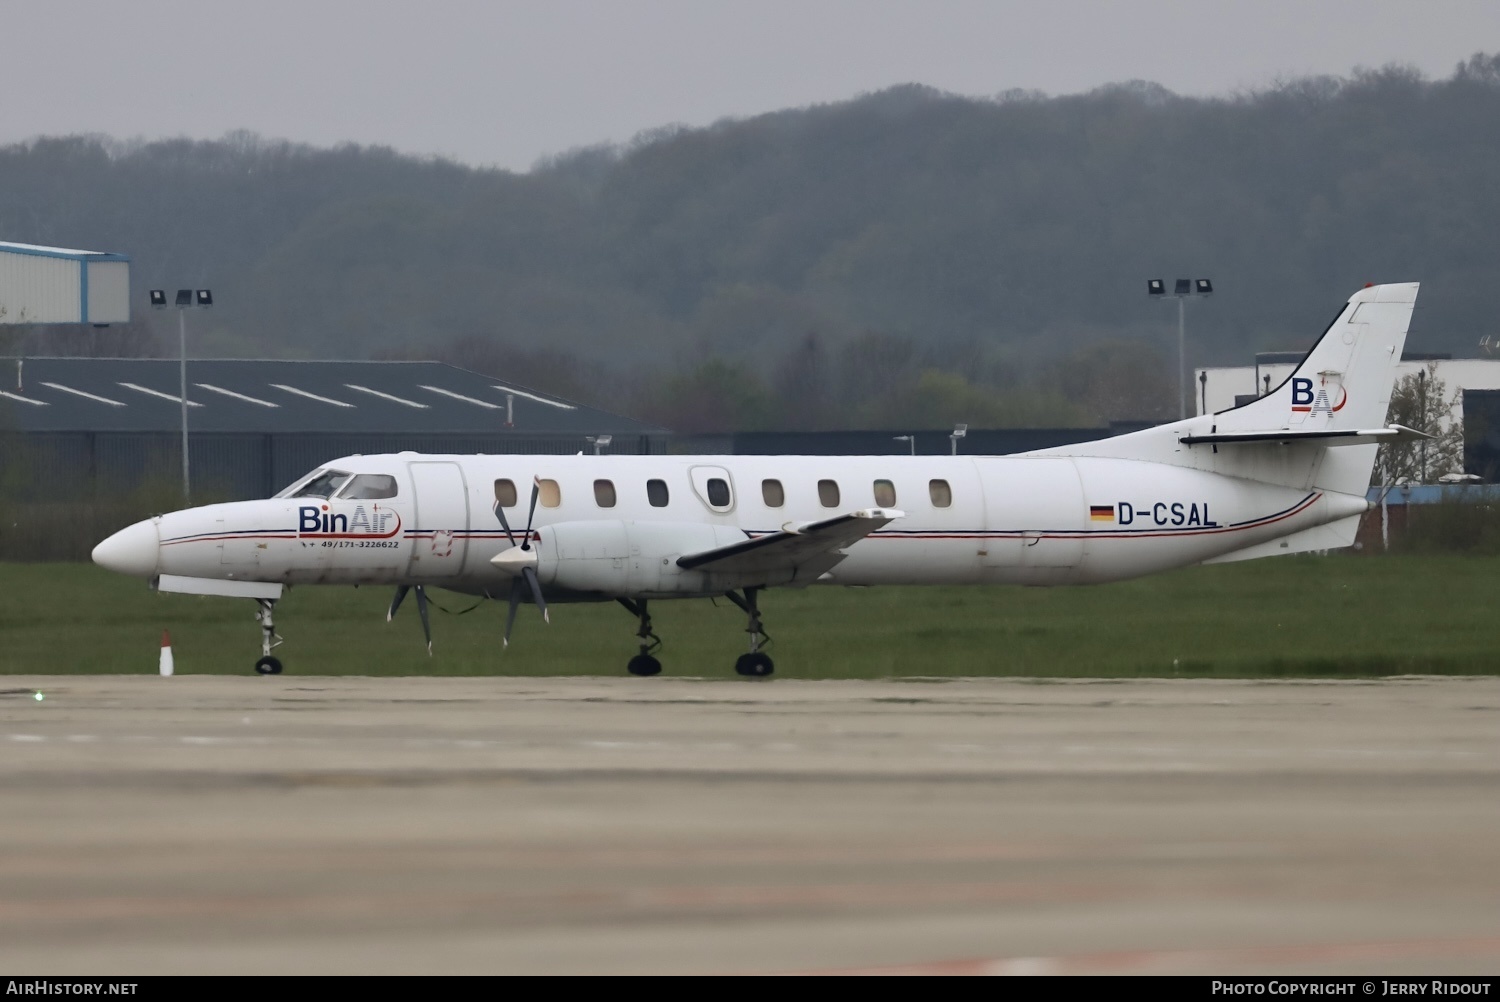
[405,461,470,578]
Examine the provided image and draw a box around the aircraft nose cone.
[92,518,160,578]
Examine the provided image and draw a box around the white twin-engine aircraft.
[93,283,1425,677]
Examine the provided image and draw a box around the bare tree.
[1373,363,1464,485]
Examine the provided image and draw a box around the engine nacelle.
[533,520,758,597]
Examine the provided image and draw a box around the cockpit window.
[337,474,398,500]
[276,468,352,499]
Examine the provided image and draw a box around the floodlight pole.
[1177,298,1186,421]
[179,309,190,503]
[1149,279,1212,420]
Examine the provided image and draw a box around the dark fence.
[0,430,665,560]
[3,431,666,502]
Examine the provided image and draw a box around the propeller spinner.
[493,477,550,647]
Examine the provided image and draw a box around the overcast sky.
[4,0,1497,172]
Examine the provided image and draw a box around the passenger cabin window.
[647,479,669,507]
[818,479,840,508]
[594,479,617,508]
[338,474,398,500]
[762,479,784,507]
[286,469,351,499]
[873,479,897,507]
[929,479,953,508]
[706,477,731,508]
[539,479,562,508]
[494,479,517,508]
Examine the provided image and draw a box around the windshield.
[336,473,399,500]
[275,468,353,500]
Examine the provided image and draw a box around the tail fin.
[1214,282,1417,437]
[1036,282,1419,496]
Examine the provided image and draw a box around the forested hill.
[3,55,1499,431]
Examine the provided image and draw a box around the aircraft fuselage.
[100,452,1366,598]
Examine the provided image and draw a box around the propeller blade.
[492,499,517,547]
[503,578,523,648]
[414,584,433,655]
[387,585,409,622]
[522,478,541,550]
[522,565,550,624]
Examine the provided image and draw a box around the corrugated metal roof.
[0,358,665,435]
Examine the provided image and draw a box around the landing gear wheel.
[727,588,773,678]
[618,598,664,678]
[627,654,663,677]
[735,652,774,677]
[254,598,285,673]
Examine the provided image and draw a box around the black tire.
[734,652,774,677]
[254,656,283,675]
[627,654,662,677]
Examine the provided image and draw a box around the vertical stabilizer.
[1034,283,1419,497]
[1213,282,1417,436]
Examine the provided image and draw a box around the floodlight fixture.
[587,434,613,455]
[195,289,213,307]
[149,289,167,308]
[1174,278,1192,295]
[174,289,192,307]
[893,434,915,456]
[949,423,968,455]
[1195,279,1213,295]
[1147,279,1165,295]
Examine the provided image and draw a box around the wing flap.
[677,508,902,576]
[1180,424,1431,447]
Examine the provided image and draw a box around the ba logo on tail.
[1291,377,1347,417]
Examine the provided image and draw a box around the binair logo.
[297,503,402,538]
[1290,377,1347,417]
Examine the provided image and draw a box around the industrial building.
[0,357,668,502]
[0,241,131,325]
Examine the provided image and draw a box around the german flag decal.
[1089,505,1114,522]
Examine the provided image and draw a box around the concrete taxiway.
[1,675,1498,975]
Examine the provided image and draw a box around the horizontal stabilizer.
[677,508,902,576]
[156,574,284,600]
[1180,424,1431,447]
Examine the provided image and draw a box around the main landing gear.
[725,587,774,677]
[618,598,662,676]
[253,598,284,675]
[616,589,774,677]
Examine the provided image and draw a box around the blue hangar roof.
[0,358,664,436]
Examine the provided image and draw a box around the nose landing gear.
[618,598,662,676]
[726,587,774,677]
[253,598,284,675]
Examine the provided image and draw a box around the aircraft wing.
[1180,424,1431,447]
[677,508,903,581]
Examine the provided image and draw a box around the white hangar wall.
[0,241,131,324]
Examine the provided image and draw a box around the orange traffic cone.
[159,630,174,677]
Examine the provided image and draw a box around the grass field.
[2,555,1498,678]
